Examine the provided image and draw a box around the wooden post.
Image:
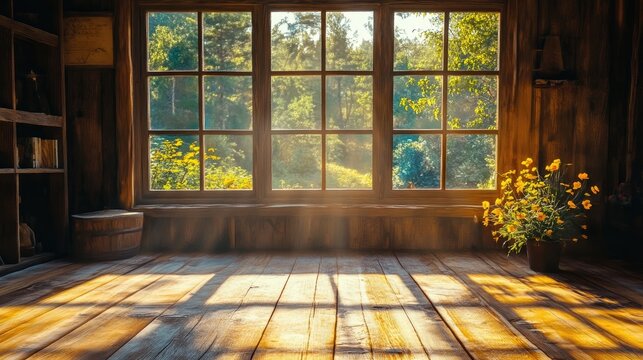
[115,0,135,209]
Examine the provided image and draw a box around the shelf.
[0,168,16,174]
[17,168,64,174]
[0,15,58,47]
[0,108,63,127]
[0,252,56,277]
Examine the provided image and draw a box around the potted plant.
[481,158,600,272]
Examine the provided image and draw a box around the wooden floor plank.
[198,255,296,359]
[108,254,264,360]
[359,255,429,359]
[305,256,340,359]
[396,254,548,360]
[481,252,643,358]
[253,256,328,359]
[0,260,78,297]
[150,254,279,359]
[557,257,643,306]
[334,255,373,359]
[436,252,606,359]
[377,255,470,360]
[29,255,235,360]
[0,255,156,337]
[0,255,190,359]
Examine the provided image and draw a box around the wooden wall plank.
[66,69,118,214]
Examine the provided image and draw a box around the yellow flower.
[568,201,577,209]
[536,212,546,221]
[578,173,589,180]
[549,163,559,171]
[573,181,582,190]
[524,174,537,180]
[482,201,490,209]
[516,213,526,220]
[582,199,592,210]
[552,159,561,165]
[495,198,503,206]
[507,224,517,233]
[581,224,588,230]
[591,185,600,194]
[556,218,564,225]
[531,167,537,172]
[545,229,553,237]
[531,204,540,211]
[492,208,503,217]
[521,158,533,167]
[566,189,574,195]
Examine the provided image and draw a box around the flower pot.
[526,239,562,273]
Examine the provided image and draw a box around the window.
[146,11,254,191]
[139,4,502,202]
[392,12,499,190]
[270,11,374,190]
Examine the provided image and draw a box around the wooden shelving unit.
[0,0,67,268]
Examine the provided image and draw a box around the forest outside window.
[392,11,499,190]
[147,11,254,191]
[141,6,501,199]
[271,11,374,190]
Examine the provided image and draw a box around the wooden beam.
[115,0,135,208]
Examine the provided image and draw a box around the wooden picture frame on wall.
[63,16,114,67]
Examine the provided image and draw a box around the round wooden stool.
[72,210,144,261]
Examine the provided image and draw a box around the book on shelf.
[16,137,58,169]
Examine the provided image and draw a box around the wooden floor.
[0,253,641,359]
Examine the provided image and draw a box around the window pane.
[394,12,444,71]
[147,12,198,71]
[203,12,252,71]
[204,76,252,130]
[394,75,442,130]
[271,12,321,71]
[326,11,373,71]
[446,135,496,189]
[149,76,198,130]
[327,135,372,189]
[272,135,321,189]
[448,12,499,71]
[393,135,441,190]
[447,76,498,130]
[205,135,252,190]
[149,135,200,190]
[271,76,321,130]
[326,76,372,130]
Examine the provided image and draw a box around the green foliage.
[150,136,252,191]
[393,135,440,189]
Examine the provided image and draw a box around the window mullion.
[321,11,327,191]
[198,11,205,192]
[441,12,449,191]
[256,5,269,200]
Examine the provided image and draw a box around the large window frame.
[134,1,506,206]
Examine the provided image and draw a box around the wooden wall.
[63,0,641,254]
[143,214,482,252]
